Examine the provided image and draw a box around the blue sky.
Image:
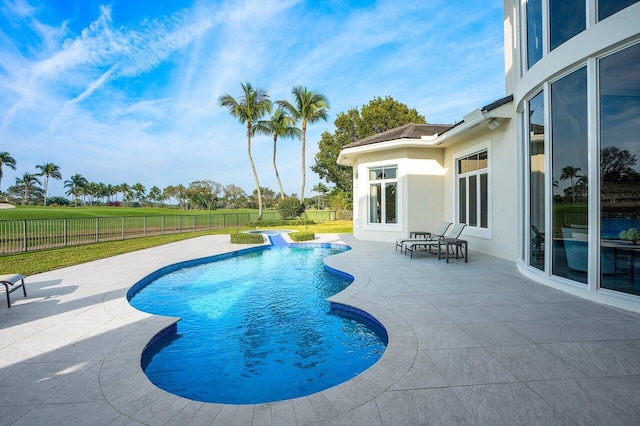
[0,0,505,199]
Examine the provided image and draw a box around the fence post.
[162,216,164,235]
[178,216,181,233]
[23,220,27,253]
[121,217,125,240]
[96,218,99,242]
[144,217,147,237]
[64,218,68,247]
[235,214,238,232]
[223,214,226,229]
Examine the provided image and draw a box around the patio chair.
[395,222,452,253]
[1,274,27,308]
[404,223,467,258]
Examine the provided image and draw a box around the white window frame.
[366,164,400,229]
[453,141,492,239]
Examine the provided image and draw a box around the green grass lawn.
[0,220,353,275]
[0,205,262,219]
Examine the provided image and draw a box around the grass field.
[0,205,262,219]
[0,220,353,275]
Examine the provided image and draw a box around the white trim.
[452,141,492,239]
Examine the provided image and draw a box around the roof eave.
[337,137,440,166]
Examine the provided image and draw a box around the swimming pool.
[128,239,387,404]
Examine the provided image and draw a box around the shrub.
[277,197,305,219]
[289,232,315,242]
[230,233,264,244]
[249,219,314,227]
[619,228,640,244]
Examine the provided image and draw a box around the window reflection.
[526,0,543,68]
[529,92,545,271]
[598,0,639,21]
[550,0,585,50]
[551,67,588,283]
[599,43,640,296]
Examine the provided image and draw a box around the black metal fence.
[0,210,338,255]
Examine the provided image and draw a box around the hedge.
[289,232,315,242]
[248,219,314,227]
[230,233,264,244]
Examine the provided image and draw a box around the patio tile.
[376,388,475,426]
[527,376,640,425]
[453,383,574,425]
[486,344,586,381]
[413,324,480,350]
[541,340,640,376]
[425,347,518,386]
[388,350,448,390]
[3,234,640,425]
[457,322,533,346]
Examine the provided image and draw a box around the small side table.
[438,238,468,263]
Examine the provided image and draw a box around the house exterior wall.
[442,116,518,261]
[351,148,445,242]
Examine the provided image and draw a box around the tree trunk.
[300,121,307,204]
[273,136,285,200]
[248,126,263,220]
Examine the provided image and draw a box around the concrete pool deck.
[1,234,639,425]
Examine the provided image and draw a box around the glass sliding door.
[551,67,588,283]
[529,91,545,270]
[599,43,640,295]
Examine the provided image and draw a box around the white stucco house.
[338,0,640,313]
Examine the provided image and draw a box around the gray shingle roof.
[342,123,453,149]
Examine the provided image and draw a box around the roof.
[480,94,513,112]
[342,123,453,149]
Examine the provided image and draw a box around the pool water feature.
[128,242,387,404]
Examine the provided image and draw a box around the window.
[526,0,543,69]
[599,43,640,296]
[551,66,588,283]
[598,0,640,21]
[550,0,586,50]
[528,91,546,271]
[457,151,489,230]
[369,166,397,224]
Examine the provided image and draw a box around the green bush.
[230,233,264,244]
[277,197,305,219]
[289,232,315,242]
[249,219,315,227]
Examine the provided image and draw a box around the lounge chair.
[1,274,27,308]
[395,222,452,253]
[404,223,467,258]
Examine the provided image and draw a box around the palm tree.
[0,152,17,192]
[16,172,42,205]
[255,106,301,200]
[119,183,131,206]
[64,173,88,207]
[560,165,582,203]
[35,162,62,206]
[219,82,272,220]
[278,85,329,204]
[132,183,146,205]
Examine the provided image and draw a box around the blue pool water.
[128,240,387,404]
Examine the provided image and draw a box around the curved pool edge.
[99,233,419,423]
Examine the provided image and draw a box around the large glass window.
[369,166,397,224]
[598,0,640,21]
[529,92,546,271]
[599,43,640,296]
[550,0,585,51]
[457,151,489,230]
[526,0,544,69]
[551,67,589,283]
